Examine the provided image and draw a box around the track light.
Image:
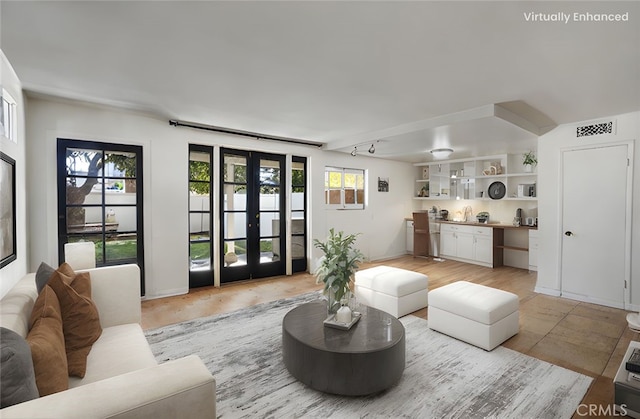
[351,147,357,156]
[368,144,375,154]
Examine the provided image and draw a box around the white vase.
[336,304,352,324]
[524,164,533,173]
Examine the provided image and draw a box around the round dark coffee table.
[282,301,405,396]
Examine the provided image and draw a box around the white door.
[561,144,630,308]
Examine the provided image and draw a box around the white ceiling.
[2,1,639,162]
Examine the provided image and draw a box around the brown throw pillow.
[48,266,102,378]
[26,285,69,396]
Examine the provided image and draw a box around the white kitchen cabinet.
[456,232,475,260]
[528,229,539,271]
[406,220,414,254]
[474,228,494,264]
[440,224,494,267]
[440,228,457,256]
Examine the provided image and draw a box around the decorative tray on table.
[323,311,362,330]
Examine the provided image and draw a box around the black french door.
[57,138,145,294]
[220,149,286,283]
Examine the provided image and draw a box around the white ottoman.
[428,281,519,351]
[355,266,428,318]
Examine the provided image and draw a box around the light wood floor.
[141,255,639,417]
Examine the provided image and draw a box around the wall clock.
[488,181,506,200]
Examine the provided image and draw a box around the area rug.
[145,292,592,418]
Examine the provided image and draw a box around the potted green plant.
[522,151,538,172]
[313,229,364,314]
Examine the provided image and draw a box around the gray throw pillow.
[0,327,39,408]
[35,262,55,294]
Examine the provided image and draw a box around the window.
[291,157,307,272]
[57,139,145,294]
[324,167,365,209]
[188,145,214,288]
[1,89,17,143]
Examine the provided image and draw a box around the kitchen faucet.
[462,206,473,222]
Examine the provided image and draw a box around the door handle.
[564,231,574,236]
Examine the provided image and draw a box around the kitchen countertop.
[405,218,537,230]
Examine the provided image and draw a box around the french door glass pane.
[224,213,246,239]
[104,151,136,177]
[259,159,280,186]
[65,177,95,204]
[65,148,103,176]
[260,188,280,210]
[66,207,98,232]
[224,240,247,266]
[224,154,246,182]
[105,206,137,232]
[260,238,276,264]
[291,191,304,211]
[190,231,211,271]
[292,236,305,260]
[223,185,246,210]
[292,161,304,188]
[189,213,210,235]
[104,182,136,204]
[105,235,137,262]
[190,180,210,200]
[292,211,305,225]
[260,213,278,237]
[190,243,211,270]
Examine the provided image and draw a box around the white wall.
[24,95,414,299]
[0,51,28,297]
[536,111,640,309]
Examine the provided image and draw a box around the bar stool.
[412,212,430,258]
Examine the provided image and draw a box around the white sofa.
[0,264,216,418]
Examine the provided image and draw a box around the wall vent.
[576,121,614,137]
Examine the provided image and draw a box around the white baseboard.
[370,252,410,262]
[561,291,625,310]
[533,286,561,297]
[141,287,189,301]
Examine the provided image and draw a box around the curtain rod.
[169,119,324,148]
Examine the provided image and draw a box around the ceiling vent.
[576,120,615,138]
